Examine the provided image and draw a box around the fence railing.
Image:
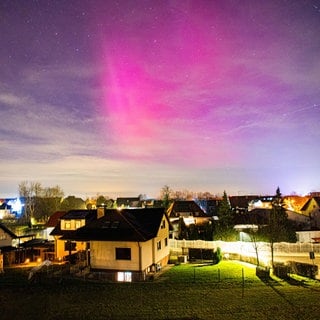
[169,239,320,255]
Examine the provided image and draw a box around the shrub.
[273,263,290,279]
[212,247,222,264]
[256,266,270,280]
[288,261,318,279]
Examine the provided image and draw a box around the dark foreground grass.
[1,261,320,320]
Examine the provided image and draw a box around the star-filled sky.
[1,0,320,199]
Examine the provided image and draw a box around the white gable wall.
[90,215,170,272]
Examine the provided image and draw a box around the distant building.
[167,200,212,239]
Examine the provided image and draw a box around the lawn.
[1,260,320,320]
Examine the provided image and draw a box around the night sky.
[1,0,320,198]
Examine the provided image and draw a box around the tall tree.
[19,182,64,223]
[60,196,86,211]
[19,181,42,225]
[36,186,64,220]
[160,185,173,210]
[266,187,297,267]
[215,191,237,240]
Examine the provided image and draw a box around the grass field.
[1,260,320,320]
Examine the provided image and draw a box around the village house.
[301,197,320,230]
[64,207,170,281]
[167,200,212,239]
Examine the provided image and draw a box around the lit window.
[117,272,132,282]
[65,222,71,229]
[157,241,161,250]
[116,248,131,260]
[75,221,81,229]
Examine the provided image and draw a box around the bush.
[256,266,270,280]
[212,247,222,264]
[273,263,290,279]
[288,261,318,279]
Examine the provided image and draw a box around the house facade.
[301,197,320,229]
[69,207,170,281]
[167,200,212,239]
[50,209,97,260]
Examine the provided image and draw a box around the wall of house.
[0,253,3,273]
[152,216,170,267]
[0,228,13,247]
[54,236,87,260]
[90,240,141,271]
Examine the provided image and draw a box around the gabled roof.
[167,201,207,218]
[19,238,53,248]
[283,195,310,212]
[234,209,271,225]
[0,203,11,210]
[62,208,167,242]
[61,209,97,220]
[46,211,66,228]
[0,223,17,239]
[229,196,259,209]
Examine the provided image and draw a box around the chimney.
[97,206,105,219]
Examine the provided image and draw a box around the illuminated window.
[157,241,161,250]
[75,220,81,229]
[116,248,131,260]
[117,271,132,282]
[65,222,71,229]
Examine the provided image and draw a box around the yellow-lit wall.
[90,216,170,271]
[60,219,85,230]
[54,236,87,260]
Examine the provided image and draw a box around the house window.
[165,237,168,247]
[65,222,71,229]
[75,220,81,229]
[157,240,161,250]
[117,271,132,282]
[161,219,166,229]
[115,248,131,260]
[64,241,76,252]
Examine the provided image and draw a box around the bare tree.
[19,181,42,225]
[160,185,173,209]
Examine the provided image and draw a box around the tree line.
[18,181,114,225]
